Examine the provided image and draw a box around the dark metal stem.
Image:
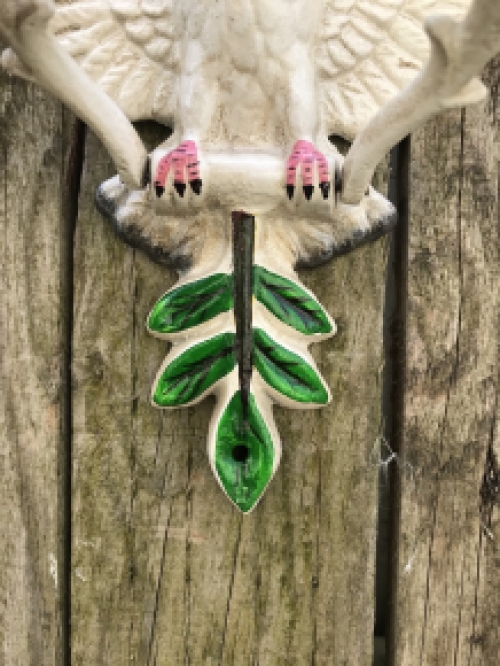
[232,211,255,424]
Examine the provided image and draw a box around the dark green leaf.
[153,333,236,407]
[252,266,332,335]
[253,328,328,404]
[216,391,274,513]
[148,273,233,335]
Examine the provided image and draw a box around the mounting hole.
[232,445,250,463]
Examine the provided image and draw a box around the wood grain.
[0,73,75,665]
[393,59,500,666]
[71,128,390,665]
[2,45,498,666]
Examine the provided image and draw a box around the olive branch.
[147,217,335,512]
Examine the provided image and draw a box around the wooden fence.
[1,58,498,666]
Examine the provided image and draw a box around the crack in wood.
[467,525,485,666]
[386,136,410,666]
[311,420,322,666]
[480,407,500,524]
[61,116,86,666]
[184,431,194,666]
[218,517,243,666]
[419,493,438,666]
[452,549,467,666]
[146,504,174,666]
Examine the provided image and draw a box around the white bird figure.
[1,0,499,511]
[1,0,494,253]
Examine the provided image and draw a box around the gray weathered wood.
[393,59,500,666]
[0,73,74,665]
[71,129,389,665]
[2,41,499,666]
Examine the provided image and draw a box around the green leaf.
[153,333,236,407]
[253,266,332,335]
[148,273,233,335]
[216,391,274,513]
[253,328,328,404]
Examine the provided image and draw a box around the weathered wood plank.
[0,73,74,665]
[393,60,499,666]
[71,130,389,665]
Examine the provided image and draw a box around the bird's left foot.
[154,140,202,198]
[286,140,330,201]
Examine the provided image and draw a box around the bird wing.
[317,0,471,140]
[3,0,180,124]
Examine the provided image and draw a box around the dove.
[1,0,486,208]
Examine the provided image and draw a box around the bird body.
[175,0,322,150]
[0,0,476,202]
[2,0,471,151]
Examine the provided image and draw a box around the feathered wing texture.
[4,0,473,139]
[318,0,470,140]
[3,0,181,124]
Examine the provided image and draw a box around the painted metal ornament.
[146,211,336,512]
[1,0,499,511]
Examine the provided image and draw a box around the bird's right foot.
[154,140,202,198]
[286,140,330,201]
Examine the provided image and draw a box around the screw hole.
[232,444,250,463]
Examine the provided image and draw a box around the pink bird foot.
[286,140,330,201]
[154,140,202,198]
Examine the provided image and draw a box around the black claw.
[286,184,295,200]
[155,184,164,198]
[319,182,330,200]
[174,181,186,197]
[189,178,202,195]
[303,185,314,201]
[365,186,370,196]
[142,156,151,187]
[334,166,343,205]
